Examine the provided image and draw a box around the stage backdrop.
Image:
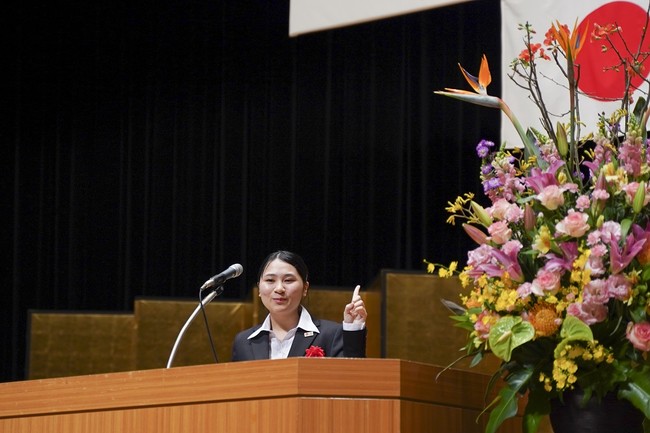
[501,0,650,146]
[5,0,500,382]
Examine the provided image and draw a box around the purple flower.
[475,139,495,159]
[483,177,502,192]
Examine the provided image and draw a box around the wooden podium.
[0,358,521,433]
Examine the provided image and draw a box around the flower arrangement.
[428,10,650,433]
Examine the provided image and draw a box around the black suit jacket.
[231,318,366,361]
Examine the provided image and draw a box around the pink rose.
[488,199,523,223]
[537,185,565,210]
[531,269,561,296]
[488,199,511,220]
[555,211,590,238]
[305,345,325,357]
[488,221,512,245]
[626,322,650,352]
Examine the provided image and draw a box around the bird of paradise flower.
[434,54,542,165]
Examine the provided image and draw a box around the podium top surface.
[0,358,493,418]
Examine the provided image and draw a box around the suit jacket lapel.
[288,319,320,357]
[249,333,271,360]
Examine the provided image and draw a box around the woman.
[231,250,367,360]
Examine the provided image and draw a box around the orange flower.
[591,23,620,40]
[458,54,492,95]
[435,55,499,108]
[549,20,589,61]
[528,302,561,337]
[518,43,550,63]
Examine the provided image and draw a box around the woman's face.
[258,258,308,316]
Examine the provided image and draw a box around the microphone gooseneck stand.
[166,286,223,369]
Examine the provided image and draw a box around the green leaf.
[560,315,593,340]
[523,389,551,433]
[633,96,647,122]
[485,369,534,433]
[554,315,593,358]
[556,122,568,157]
[641,266,650,282]
[469,351,484,368]
[489,316,535,362]
[524,128,547,169]
[618,367,650,419]
[485,387,519,433]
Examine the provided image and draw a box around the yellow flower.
[495,289,518,312]
[552,357,578,390]
[459,269,471,287]
[533,225,552,253]
[424,260,457,278]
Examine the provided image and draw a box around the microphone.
[200,263,243,290]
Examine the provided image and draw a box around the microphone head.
[230,263,244,277]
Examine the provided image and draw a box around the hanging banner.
[290,0,473,36]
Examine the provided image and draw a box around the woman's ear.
[303,281,310,297]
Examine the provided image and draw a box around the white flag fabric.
[289,0,473,36]
[500,0,650,146]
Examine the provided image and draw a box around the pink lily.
[544,242,579,273]
[490,246,524,282]
[609,232,646,274]
[525,160,565,193]
[463,223,489,245]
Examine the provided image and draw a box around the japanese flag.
[500,0,650,146]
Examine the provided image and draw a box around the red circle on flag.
[575,1,650,101]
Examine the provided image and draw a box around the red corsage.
[305,345,325,357]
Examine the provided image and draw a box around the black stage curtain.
[5,0,500,381]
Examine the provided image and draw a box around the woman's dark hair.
[257,250,309,283]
